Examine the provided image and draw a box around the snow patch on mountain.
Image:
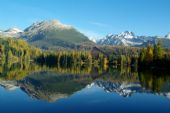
[97,31,158,46]
[4,28,23,34]
[24,20,72,32]
[165,33,170,39]
[22,20,73,40]
[0,28,22,38]
[118,31,136,39]
[97,31,144,46]
[88,37,97,43]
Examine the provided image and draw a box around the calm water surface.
[0,64,170,113]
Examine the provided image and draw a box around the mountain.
[0,28,23,38]
[21,20,94,50]
[165,33,170,39]
[97,31,158,47]
[153,33,170,48]
[1,22,170,49]
[4,28,23,34]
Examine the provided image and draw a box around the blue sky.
[0,0,170,39]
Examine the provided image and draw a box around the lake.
[0,63,170,113]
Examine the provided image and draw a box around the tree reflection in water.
[0,62,170,102]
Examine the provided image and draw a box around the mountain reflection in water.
[0,63,170,102]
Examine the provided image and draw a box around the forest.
[1,37,170,70]
[138,41,170,68]
[0,37,42,65]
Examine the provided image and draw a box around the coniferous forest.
[1,36,170,70]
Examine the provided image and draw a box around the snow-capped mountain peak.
[4,28,23,34]
[165,33,170,39]
[105,31,135,40]
[0,27,23,38]
[118,31,135,39]
[97,31,142,46]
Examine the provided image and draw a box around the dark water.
[0,63,170,113]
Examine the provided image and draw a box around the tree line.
[1,37,170,69]
[35,48,114,71]
[35,42,170,69]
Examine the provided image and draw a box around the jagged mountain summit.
[97,31,170,48]
[97,31,154,46]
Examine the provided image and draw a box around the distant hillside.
[21,20,94,50]
[157,38,170,48]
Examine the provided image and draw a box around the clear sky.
[0,0,170,39]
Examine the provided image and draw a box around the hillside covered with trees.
[0,36,42,65]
